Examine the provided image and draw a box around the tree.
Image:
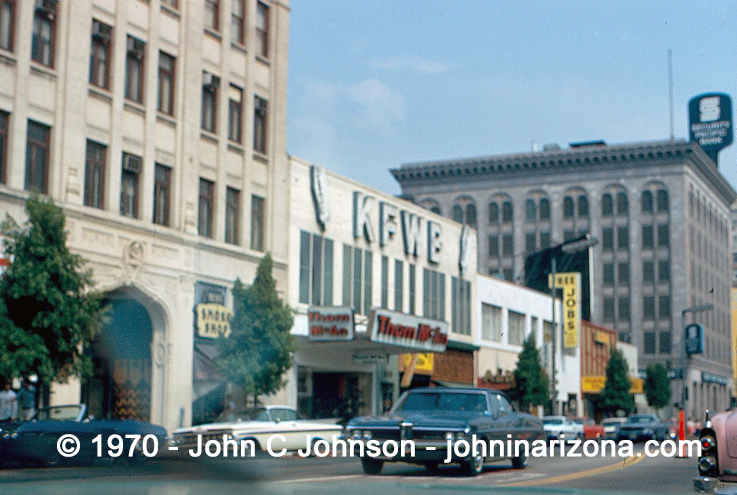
[644,363,671,411]
[598,349,635,416]
[216,253,295,404]
[0,196,102,384]
[512,335,550,412]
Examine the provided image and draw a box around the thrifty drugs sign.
[549,272,580,348]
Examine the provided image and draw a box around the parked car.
[568,417,605,441]
[601,417,627,439]
[170,405,342,454]
[344,387,543,476]
[542,416,583,442]
[615,414,671,442]
[0,404,168,467]
[695,409,736,491]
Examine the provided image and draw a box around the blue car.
[0,404,168,467]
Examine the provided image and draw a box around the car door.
[270,408,303,450]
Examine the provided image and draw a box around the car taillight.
[698,429,718,477]
[701,436,716,451]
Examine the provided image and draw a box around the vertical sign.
[549,272,580,348]
[689,93,733,164]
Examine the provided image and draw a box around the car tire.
[577,433,584,442]
[461,453,484,476]
[511,449,528,469]
[41,435,62,468]
[361,457,384,475]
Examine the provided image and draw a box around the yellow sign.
[549,272,580,348]
[196,303,233,338]
[581,376,643,394]
[401,353,434,374]
[594,330,610,345]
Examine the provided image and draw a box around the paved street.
[0,444,709,494]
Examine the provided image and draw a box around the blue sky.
[287,1,737,196]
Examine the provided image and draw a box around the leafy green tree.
[512,335,550,412]
[216,253,295,405]
[0,196,102,384]
[598,349,635,416]
[644,363,671,411]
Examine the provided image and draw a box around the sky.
[287,1,737,197]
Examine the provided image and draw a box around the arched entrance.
[82,293,153,421]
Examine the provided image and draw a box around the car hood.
[620,422,658,429]
[348,411,485,429]
[173,420,341,436]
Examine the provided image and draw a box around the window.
[0,0,14,51]
[31,1,55,67]
[394,260,403,311]
[641,191,653,213]
[451,276,471,336]
[525,199,536,222]
[578,195,589,217]
[602,227,614,251]
[657,224,670,246]
[0,111,7,184]
[153,164,171,226]
[617,262,629,284]
[488,235,499,257]
[481,303,502,342]
[84,140,106,209]
[603,263,614,286]
[422,268,445,320]
[642,225,654,249]
[643,296,655,319]
[256,1,269,57]
[25,120,50,193]
[617,226,628,250]
[502,201,513,222]
[205,0,219,31]
[452,204,463,223]
[408,264,416,315]
[299,231,334,305]
[250,194,265,251]
[158,52,175,116]
[198,178,214,237]
[602,193,613,216]
[161,0,178,8]
[342,244,372,315]
[488,203,499,223]
[656,190,669,212]
[658,260,670,282]
[525,232,536,253]
[643,260,654,283]
[125,36,145,103]
[466,204,477,227]
[89,20,111,89]
[502,234,513,256]
[225,187,240,245]
[616,192,628,216]
[381,256,389,309]
[540,231,550,248]
[508,311,525,346]
[120,152,142,218]
[659,332,671,354]
[228,85,243,142]
[563,196,574,218]
[658,295,671,318]
[603,297,614,320]
[539,198,550,220]
[202,72,219,132]
[618,297,630,320]
[644,332,655,354]
[231,0,245,44]
[253,95,268,153]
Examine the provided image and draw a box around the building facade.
[392,140,736,418]
[282,157,478,418]
[0,0,290,432]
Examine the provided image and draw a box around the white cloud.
[345,79,406,136]
[368,55,449,74]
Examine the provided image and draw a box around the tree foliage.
[644,363,671,411]
[216,253,295,402]
[598,349,635,416]
[512,335,550,412]
[0,196,102,383]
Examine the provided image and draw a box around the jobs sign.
[369,309,448,353]
[689,93,733,158]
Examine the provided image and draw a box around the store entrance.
[311,372,371,421]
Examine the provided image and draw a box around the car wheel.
[41,436,62,468]
[577,433,585,442]
[511,449,528,469]
[461,453,484,476]
[361,457,384,475]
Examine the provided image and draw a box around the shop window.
[299,230,334,306]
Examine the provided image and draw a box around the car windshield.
[33,406,84,421]
[627,415,654,423]
[602,419,623,426]
[215,408,271,423]
[569,418,583,425]
[543,418,563,425]
[394,392,487,412]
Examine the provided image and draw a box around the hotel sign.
[196,303,233,339]
[549,272,580,348]
[369,309,448,353]
[308,306,354,341]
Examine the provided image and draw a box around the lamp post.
[541,233,598,415]
[680,303,713,415]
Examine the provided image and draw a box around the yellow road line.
[504,454,647,487]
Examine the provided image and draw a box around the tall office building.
[0,0,290,431]
[393,139,736,416]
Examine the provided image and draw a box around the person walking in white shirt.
[0,382,17,421]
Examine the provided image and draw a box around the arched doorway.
[82,295,153,421]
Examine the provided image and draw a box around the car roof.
[406,387,501,396]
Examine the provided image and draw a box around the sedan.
[170,405,343,455]
[542,416,583,442]
[615,414,671,442]
[344,387,543,476]
[0,404,168,467]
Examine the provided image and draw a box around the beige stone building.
[0,0,290,432]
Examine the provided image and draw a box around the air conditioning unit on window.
[126,37,145,59]
[202,72,220,91]
[92,20,112,41]
[123,153,143,174]
[35,0,57,18]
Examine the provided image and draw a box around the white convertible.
[170,406,342,454]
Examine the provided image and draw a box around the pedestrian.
[17,378,36,421]
[0,381,17,421]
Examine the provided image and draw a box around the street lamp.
[679,303,713,414]
[540,233,598,415]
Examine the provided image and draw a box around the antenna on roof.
[668,49,675,140]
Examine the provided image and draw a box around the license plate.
[629,434,637,439]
